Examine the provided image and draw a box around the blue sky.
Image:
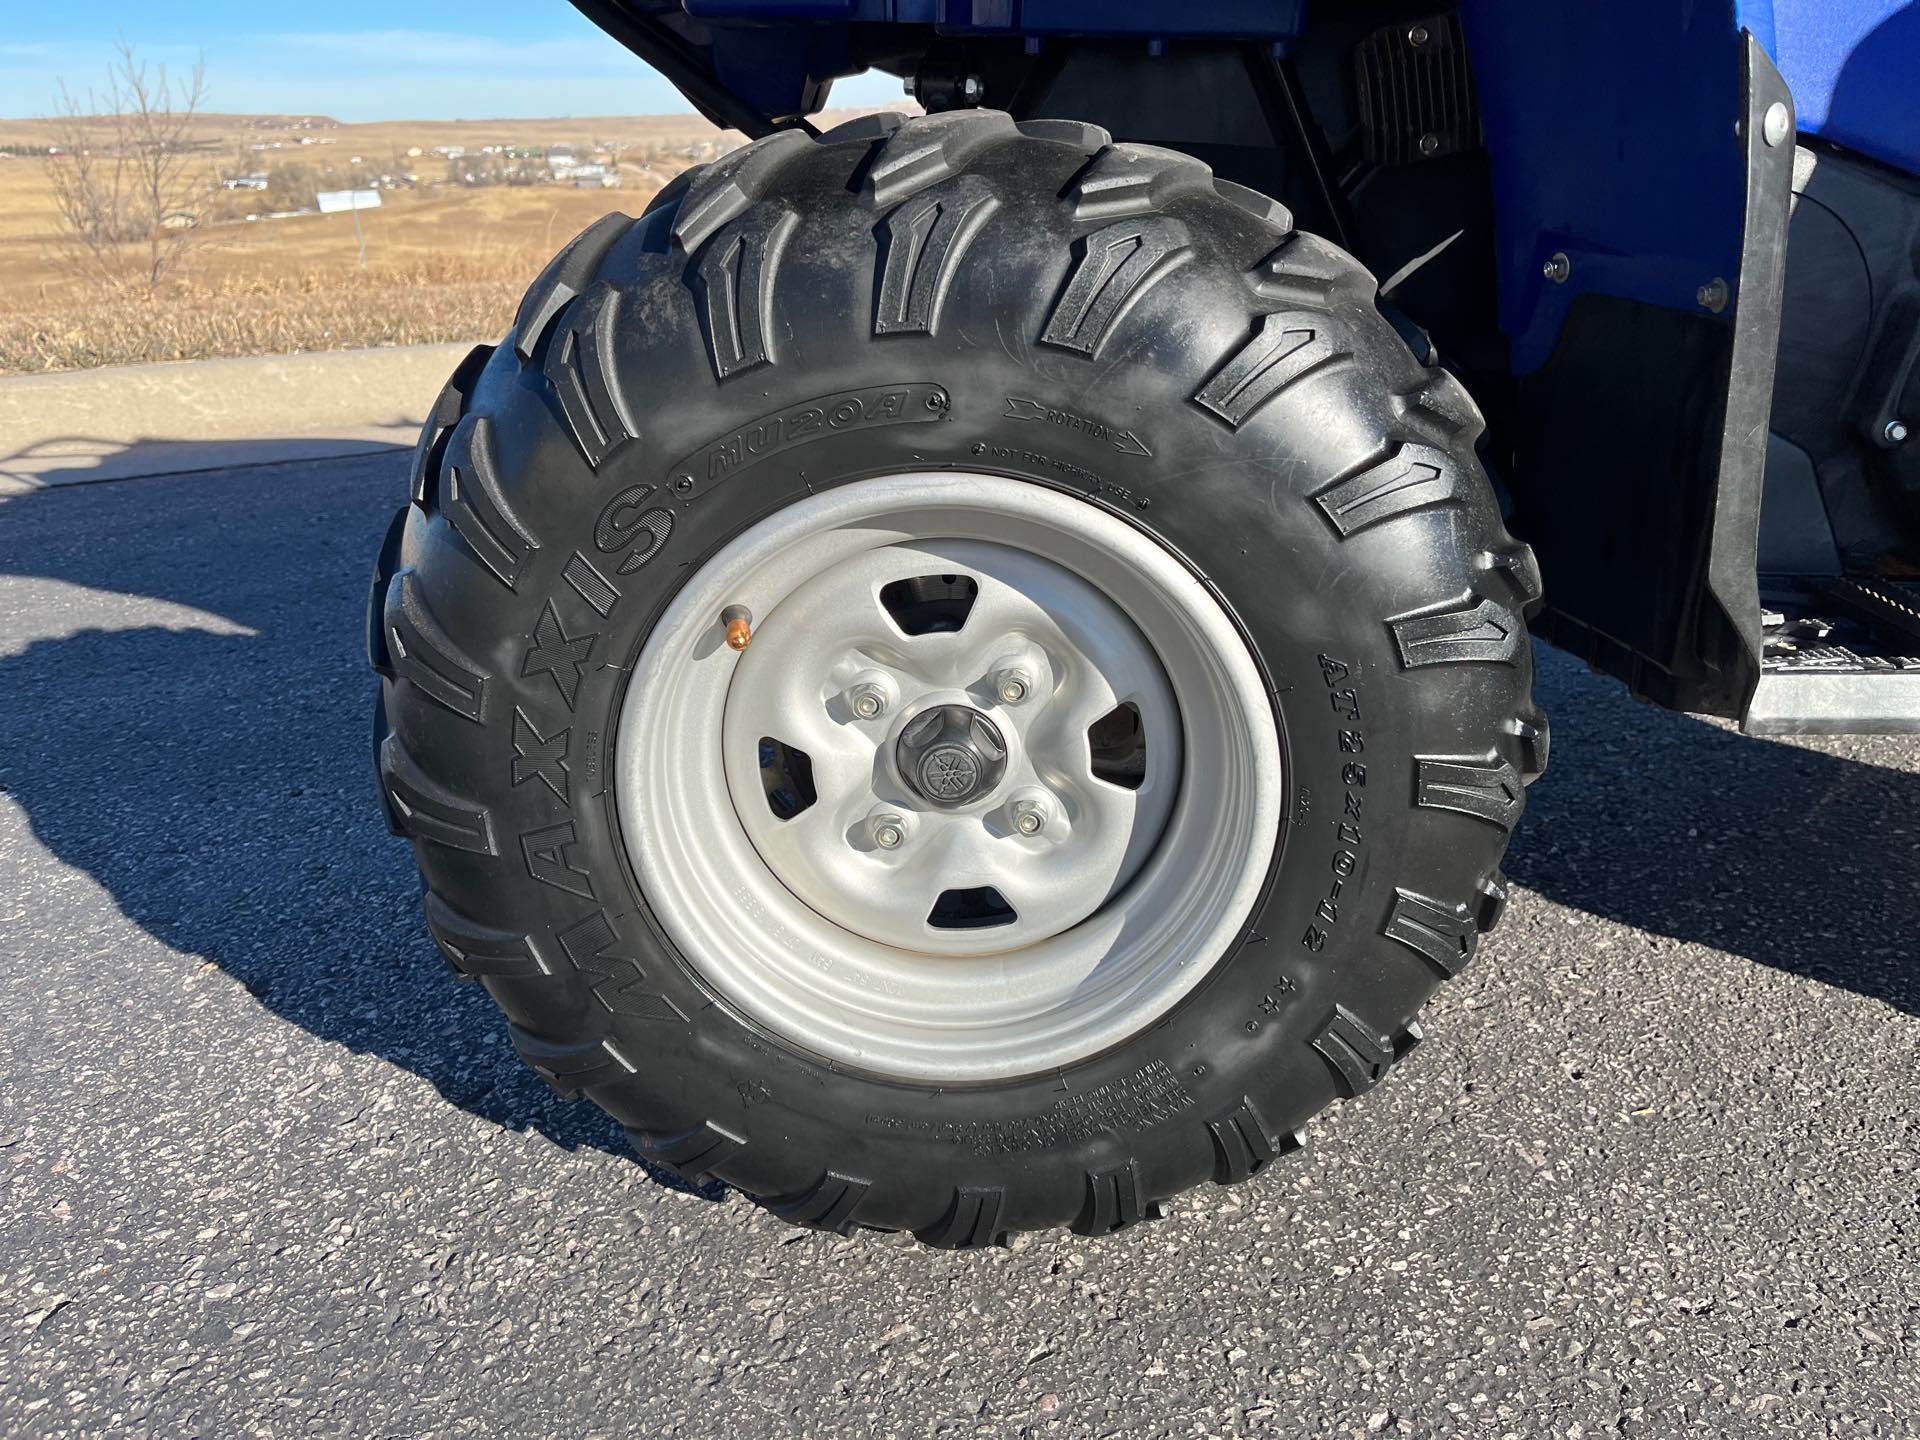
[0,1,901,120]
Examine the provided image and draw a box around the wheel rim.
[615,472,1281,1082]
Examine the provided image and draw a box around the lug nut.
[850,683,889,720]
[995,669,1033,705]
[871,814,907,850]
[1886,419,1910,445]
[1010,799,1046,836]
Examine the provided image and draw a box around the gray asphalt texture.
[1,451,1916,1439]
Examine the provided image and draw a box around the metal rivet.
[1887,419,1911,445]
[1762,101,1791,148]
[1407,23,1430,46]
[1542,252,1571,284]
[1697,277,1730,313]
[1418,132,1440,157]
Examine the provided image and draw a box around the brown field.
[0,108,901,374]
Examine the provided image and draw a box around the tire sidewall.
[388,124,1531,1236]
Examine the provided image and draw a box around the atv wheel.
[370,111,1545,1245]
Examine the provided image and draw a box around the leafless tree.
[43,42,213,295]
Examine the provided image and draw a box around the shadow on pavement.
[0,431,417,492]
[1511,648,1919,1016]
[0,440,719,1197]
[0,442,1911,1196]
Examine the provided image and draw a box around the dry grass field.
[0,108,899,374]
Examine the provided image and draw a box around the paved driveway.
[2,453,1915,1437]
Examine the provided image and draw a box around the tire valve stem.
[721,604,753,652]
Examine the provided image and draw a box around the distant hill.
[0,106,910,154]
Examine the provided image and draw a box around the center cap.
[896,704,1009,808]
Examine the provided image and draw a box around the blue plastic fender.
[1741,0,1920,177]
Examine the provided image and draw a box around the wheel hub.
[615,471,1282,1081]
[896,705,1008,808]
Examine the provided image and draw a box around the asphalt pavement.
[1,451,1916,1438]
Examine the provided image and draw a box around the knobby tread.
[816,111,904,146]
[1067,142,1215,220]
[370,699,403,837]
[771,1170,873,1234]
[379,733,495,855]
[1310,1005,1417,1098]
[1249,235,1374,309]
[383,569,490,722]
[1014,118,1112,150]
[1072,1160,1160,1235]
[366,504,409,676]
[1389,594,1526,669]
[1211,177,1293,232]
[1383,889,1480,978]
[695,205,799,379]
[543,281,636,469]
[673,128,811,254]
[410,343,492,506]
[630,1120,746,1180]
[639,164,697,222]
[1207,1096,1300,1184]
[1193,309,1349,428]
[424,892,546,979]
[1312,443,1461,536]
[375,111,1543,1247]
[1476,872,1511,932]
[513,212,632,363]
[1391,369,1487,447]
[874,173,999,337]
[1041,216,1190,357]
[510,1024,633,1097]
[1482,543,1546,616]
[1414,753,1524,829]
[915,1185,1009,1250]
[862,110,1019,207]
[1510,710,1552,782]
[440,414,539,588]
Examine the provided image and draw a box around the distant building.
[223,174,270,191]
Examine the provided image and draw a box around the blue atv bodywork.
[571,0,1920,732]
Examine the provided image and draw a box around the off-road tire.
[368,111,1546,1245]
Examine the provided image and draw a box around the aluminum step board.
[1744,583,1920,734]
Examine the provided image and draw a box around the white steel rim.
[615,472,1281,1082]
